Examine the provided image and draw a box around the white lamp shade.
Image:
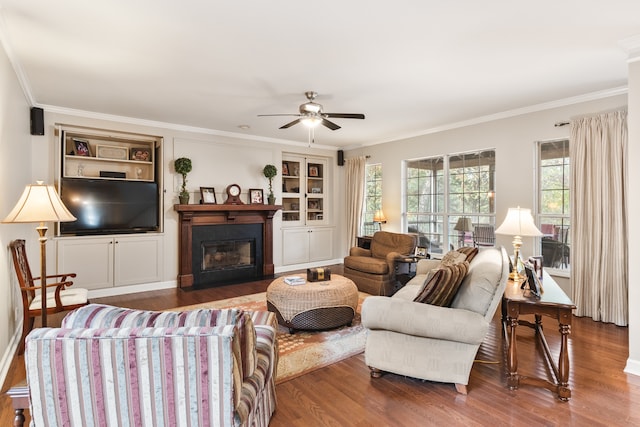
[373,210,387,223]
[2,182,76,223]
[495,207,542,237]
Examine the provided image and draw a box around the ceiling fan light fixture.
[301,115,322,128]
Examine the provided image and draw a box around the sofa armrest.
[361,296,489,345]
[350,246,371,257]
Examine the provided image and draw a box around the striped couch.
[24,304,278,426]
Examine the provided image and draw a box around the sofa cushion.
[344,255,389,274]
[413,261,469,306]
[451,248,504,315]
[440,250,468,266]
[457,246,479,262]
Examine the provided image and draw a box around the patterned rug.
[177,292,369,384]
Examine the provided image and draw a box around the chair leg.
[455,383,468,395]
[369,367,383,378]
[19,316,34,355]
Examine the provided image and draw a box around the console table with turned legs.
[502,272,576,401]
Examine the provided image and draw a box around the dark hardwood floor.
[2,265,639,426]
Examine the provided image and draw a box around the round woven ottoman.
[266,274,359,333]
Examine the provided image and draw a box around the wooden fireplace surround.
[174,204,282,288]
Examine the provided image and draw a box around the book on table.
[284,276,306,286]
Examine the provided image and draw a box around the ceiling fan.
[258,91,365,130]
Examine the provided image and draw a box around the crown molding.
[38,103,338,151]
[619,34,640,63]
[359,86,628,148]
[0,8,35,106]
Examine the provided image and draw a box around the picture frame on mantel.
[200,187,217,204]
[249,188,264,204]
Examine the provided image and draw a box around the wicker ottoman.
[266,274,359,333]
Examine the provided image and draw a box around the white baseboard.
[624,358,640,377]
[275,258,343,274]
[0,322,22,391]
[87,280,177,299]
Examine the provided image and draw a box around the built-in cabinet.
[54,125,164,291]
[281,153,334,266]
[56,235,163,290]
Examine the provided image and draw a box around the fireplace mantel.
[174,204,282,288]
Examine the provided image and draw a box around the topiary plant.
[174,157,192,201]
[263,164,278,203]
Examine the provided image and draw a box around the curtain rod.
[554,121,570,127]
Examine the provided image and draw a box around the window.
[405,150,495,254]
[361,163,382,236]
[537,139,570,272]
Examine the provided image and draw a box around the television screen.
[59,178,159,235]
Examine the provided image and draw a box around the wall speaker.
[337,149,344,166]
[30,107,44,135]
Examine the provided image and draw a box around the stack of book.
[284,276,306,286]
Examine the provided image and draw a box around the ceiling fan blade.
[324,113,365,119]
[280,118,302,129]
[258,114,300,117]
[321,118,341,130]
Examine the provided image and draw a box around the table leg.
[507,316,519,389]
[557,321,572,400]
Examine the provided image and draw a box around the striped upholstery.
[26,304,278,426]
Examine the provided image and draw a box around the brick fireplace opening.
[174,204,281,288]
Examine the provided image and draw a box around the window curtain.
[345,156,367,248]
[570,110,628,326]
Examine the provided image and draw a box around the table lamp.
[454,217,473,247]
[373,210,387,231]
[2,181,76,327]
[495,207,542,281]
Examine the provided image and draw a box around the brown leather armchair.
[343,231,417,295]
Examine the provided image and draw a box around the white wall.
[626,57,640,375]
[0,40,35,383]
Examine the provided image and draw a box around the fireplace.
[174,204,281,288]
[192,224,262,286]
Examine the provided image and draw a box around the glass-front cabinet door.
[282,154,329,226]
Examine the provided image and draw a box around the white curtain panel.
[345,156,367,248]
[570,110,628,326]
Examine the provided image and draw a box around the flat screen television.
[59,178,159,235]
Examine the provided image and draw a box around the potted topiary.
[263,164,278,205]
[174,157,192,204]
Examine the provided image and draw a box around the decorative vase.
[267,194,276,205]
[179,193,190,204]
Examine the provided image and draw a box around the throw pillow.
[413,261,470,306]
[441,250,467,266]
[457,246,479,263]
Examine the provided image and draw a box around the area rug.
[177,292,369,384]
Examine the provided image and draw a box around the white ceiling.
[1,1,639,149]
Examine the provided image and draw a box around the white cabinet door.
[282,228,311,265]
[57,237,114,290]
[309,228,333,262]
[115,235,163,286]
[282,227,333,265]
[57,234,162,290]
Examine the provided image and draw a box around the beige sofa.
[361,246,509,394]
[343,231,417,296]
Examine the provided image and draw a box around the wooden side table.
[502,272,576,400]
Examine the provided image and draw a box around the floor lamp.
[495,207,542,281]
[454,217,473,247]
[2,181,76,327]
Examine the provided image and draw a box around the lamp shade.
[2,181,76,224]
[495,207,542,237]
[454,217,473,232]
[373,210,387,223]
